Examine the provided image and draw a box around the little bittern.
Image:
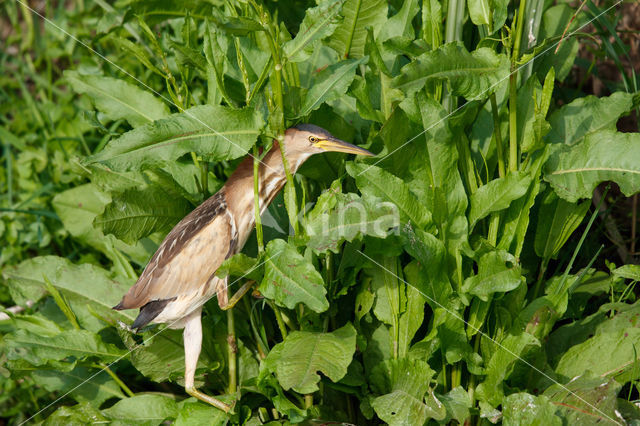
[113,125,373,411]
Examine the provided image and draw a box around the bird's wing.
[116,191,237,309]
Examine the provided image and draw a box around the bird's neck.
[223,142,309,246]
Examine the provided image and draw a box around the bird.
[113,124,373,412]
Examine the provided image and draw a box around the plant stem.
[508,0,527,172]
[532,258,548,299]
[253,145,264,254]
[304,394,313,409]
[94,363,135,397]
[490,93,506,178]
[200,162,209,196]
[271,302,288,340]
[227,309,237,395]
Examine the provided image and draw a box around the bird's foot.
[185,386,233,413]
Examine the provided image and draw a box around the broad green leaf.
[502,393,561,426]
[439,387,472,424]
[370,256,404,327]
[94,185,191,244]
[534,191,589,260]
[378,0,419,42]
[297,58,366,117]
[259,239,329,312]
[32,366,125,407]
[476,332,539,406]
[556,328,640,384]
[467,0,491,27]
[543,375,621,424]
[86,105,264,171]
[2,256,136,330]
[283,0,344,62]
[102,394,178,425]
[52,183,152,267]
[533,5,584,82]
[613,264,640,281]
[174,402,229,426]
[328,0,388,58]
[497,146,549,257]
[392,42,509,100]
[305,193,399,253]
[370,358,443,425]
[117,327,218,383]
[65,71,170,127]
[544,130,640,202]
[5,329,126,365]
[268,323,356,393]
[216,253,263,282]
[462,249,523,301]
[546,91,637,145]
[421,0,442,48]
[346,162,432,228]
[44,403,107,425]
[468,171,532,229]
[398,284,425,358]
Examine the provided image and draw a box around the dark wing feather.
[115,191,236,309]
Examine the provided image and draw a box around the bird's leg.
[219,280,254,310]
[183,308,232,413]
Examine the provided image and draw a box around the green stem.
[508,0,527,172]
[532,258,549,299]
[271,302,288,340]
[488,213,500,246]
[94,363,135,397]
[304,394,313,409]
[253,146,264,254]
[490,93,506,178]
[227,309,237,395]
[259,6,299,234]
[201,162,209,196]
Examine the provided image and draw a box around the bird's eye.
[309,136,318,143]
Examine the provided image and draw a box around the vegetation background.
[1,0,640,424]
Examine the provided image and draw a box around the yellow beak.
[316,138,374,156]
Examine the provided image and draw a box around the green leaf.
[346,162,432,229]
[544,130,640,202]
[468,171,532,229]
[476,332,539,406]
[174,401,229,426]
[398,284,425,358]
[32,366,125,407]
[534,191,590,260]
[101,394,178,425]
[2,256,136,330]
[328,0,388,58]
[378,0,419,42]
[462,249,523,301]
[284,0,344,62]
[305,193,399,253]
[543,375,621,424]
[370,358,443,425]
[268,323,356,393]
[546,91,637,146]
[613,264,640,282]
[259,239,329,313]
[370,256,404,327]
[502,393,561,426]
[86,105,264,171]
[94,185,191,244]
[556,327,640,383]
[65,71,170,128]
[216,253,263,282]
[392,42,509,100]
[44,403,107,425]
[118,328,218,383]
[297,58,366,117]
[5,329,126,365]
[439,387,472,424]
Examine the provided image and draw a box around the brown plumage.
[113,125,373,412]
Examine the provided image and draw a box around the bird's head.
[284,124,374,158]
